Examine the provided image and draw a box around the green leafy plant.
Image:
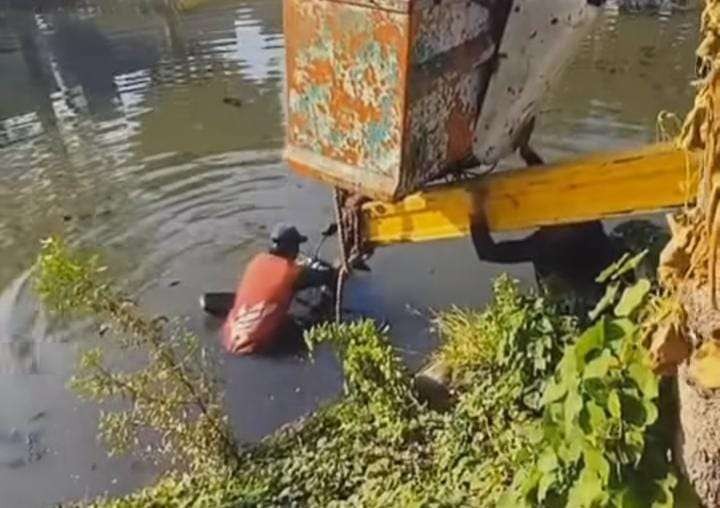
[36,238,677,508]
[436,275,579,410]
[34,237,239,475]
[503,252,677,508]
[51,259,571,506]
[306,321,420,423]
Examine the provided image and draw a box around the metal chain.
[332,187,366,322]
[333,187,350,322]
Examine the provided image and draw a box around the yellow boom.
[362,144,700,246]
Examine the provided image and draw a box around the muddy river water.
[0,1,700,505]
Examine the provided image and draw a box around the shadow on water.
[0,0,702,505]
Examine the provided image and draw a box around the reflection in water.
[0,1,290,506]
[536,6,698,157]
[0,270,43,376]
[0,1,702,505]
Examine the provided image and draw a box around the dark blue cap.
[270,223,308,246]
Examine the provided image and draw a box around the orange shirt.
[222,253,302,355]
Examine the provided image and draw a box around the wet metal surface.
[0,0,701,505]
[473,0,603,165]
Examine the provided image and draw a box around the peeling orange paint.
[307,59,334,84]
[374,20,403,47]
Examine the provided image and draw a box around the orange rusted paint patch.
[307,59,334,85]
[374,17,404,47]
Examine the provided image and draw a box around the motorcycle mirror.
[321,223,338,237]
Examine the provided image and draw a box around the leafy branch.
[33,237,239,474]
[503,252,677,508]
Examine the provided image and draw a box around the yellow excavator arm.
[362,144,700,246]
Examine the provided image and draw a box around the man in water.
[471,123,621,312]
[205,224,335,356]
[470,218,620,312]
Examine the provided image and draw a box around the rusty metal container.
[283,0,507,201]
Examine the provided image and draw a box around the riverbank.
[33,237,687,507]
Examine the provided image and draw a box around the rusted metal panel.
[401,0,497,196]
[284,0,505,201]
[284,0,409,198]
[283,0,606,201]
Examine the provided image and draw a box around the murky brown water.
[0,1,700,505]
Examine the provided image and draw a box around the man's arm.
[470,217,537,264]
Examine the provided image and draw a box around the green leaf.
[583,351,617,379]
[583,446,610,482]
[543,380,569,405]
[618,250,650,275]
[597,250,648,283]
[643,398,659,426]
[565,390,584,433]
[586,401,607,433]
[528,424,545,444]
[610,317,637,337]
[628,362,659,400]
[597,253,632,283]
[608,390,622,419]
[583,378,609,405]
[620,391,653,430]
[618,486,644,508]
[558,427,585,464]
[614,279,652,318]
[651,474,678,508]
[624,429,646,465]
[607,318,637,354]
[561,352,579,381]
[589,282,620,321]
[538,448,559,473]
[567,469,605,508]
[548,401,565,425]
[537,470,557,503]
[575,321,606,365]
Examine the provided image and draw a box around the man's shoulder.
[251,252,286,265]
[249,253,304,278]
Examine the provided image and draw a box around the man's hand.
[469,211,536,264]
[470,212,492,248]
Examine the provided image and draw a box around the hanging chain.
[332,187,368,322]
[333,188,349,322]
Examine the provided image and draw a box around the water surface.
[0,1,699,505]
